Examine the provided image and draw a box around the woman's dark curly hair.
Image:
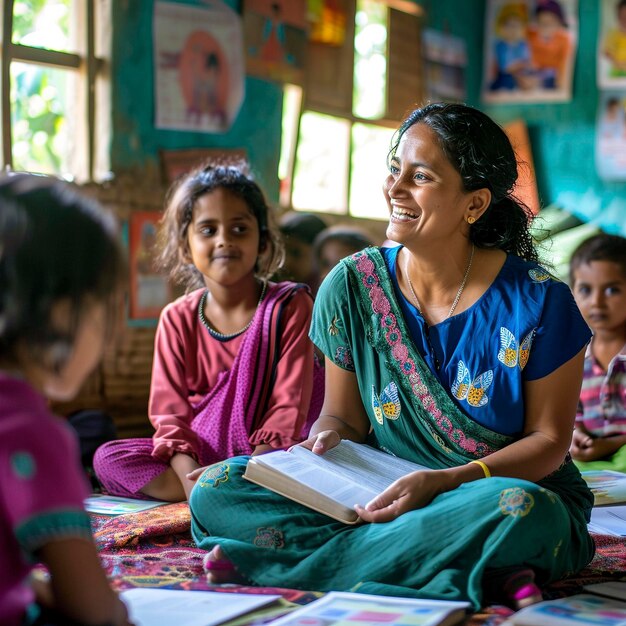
[158,160,284,290]
[388,102,538,262]
[0,174,126,372]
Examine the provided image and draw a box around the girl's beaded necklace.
[198,281,267,340]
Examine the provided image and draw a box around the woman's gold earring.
[467,216,476,224]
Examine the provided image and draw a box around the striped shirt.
[576,342,626,436]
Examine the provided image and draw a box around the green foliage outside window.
[10,0,71,177]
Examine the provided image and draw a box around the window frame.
[283,0,424,218]
[0,0,108,181]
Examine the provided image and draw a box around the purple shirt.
[0,374,91,626]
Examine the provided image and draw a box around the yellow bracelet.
[470,459,491,478]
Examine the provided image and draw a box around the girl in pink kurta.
[0,175,129,625]
[94,161,323,502]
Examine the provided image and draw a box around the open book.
[84,494,169,516]
[581,469,626,506]
[120,588,281,626]
[269,591,469,626]
[243,440,429,524]
[502,593,626,625]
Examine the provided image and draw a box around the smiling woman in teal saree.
[189,103,594,610]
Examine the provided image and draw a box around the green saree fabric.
[189,248,594,609]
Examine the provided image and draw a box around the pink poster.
[154,1,244,132]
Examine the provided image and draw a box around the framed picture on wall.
[482,0,578,104]
[598,0,626,88]
[243,0,308,84]
[128,211,172,322]
[596,90,626,180]
[153,1,244,133]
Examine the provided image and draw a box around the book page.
[290,440,430,493]
[269,591,469,626]
[588,506,626,536]
[120,588,281,626]
[84,494,169,516]
[252,450,380,508]
[581,470,626,506]
[505,593,626,626]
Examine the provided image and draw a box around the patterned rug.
[92,503,626,625]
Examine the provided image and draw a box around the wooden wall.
[51,171,165,439]
[50,170,388,439]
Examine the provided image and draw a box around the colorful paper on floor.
[120,588,281,626]
[581,470,626,507]
[589,506,626,536]
[84,494,169,516]
[268,591,470,626]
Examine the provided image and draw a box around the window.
[281,0,424,220]
[1,0,111,181]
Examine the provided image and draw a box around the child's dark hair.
[159,160,283,289]
[569,233,626,284]
[0,174,125,371]
[313,227,374,259]
[389,102,538,262]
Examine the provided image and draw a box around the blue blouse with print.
[312,246,591,437]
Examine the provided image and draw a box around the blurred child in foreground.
[0,174,130,625]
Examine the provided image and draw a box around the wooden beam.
[86,0,95,180]
[1,0,13,169]
[10,43,81,68]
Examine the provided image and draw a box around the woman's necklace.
[404,244,475,321]
[198,281,267,340]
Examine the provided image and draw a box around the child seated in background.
[312,225,375,291]
[570,233,626,471]
[0,174,130,626]
[278,211,327,288]
[94,161,323,503]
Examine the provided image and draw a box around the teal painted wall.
[424,0,626,233]
[111,0,283,200]
[111,0,625,229]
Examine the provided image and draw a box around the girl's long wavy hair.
[388,102,538,262]
[158,160,284,290]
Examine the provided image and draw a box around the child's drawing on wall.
[599,0,626,87]
[489,3,533,91]
[596,91,626,180]
[527,0,572,90]
[244,0,307,84]
[153,1,244,133]
[483,0,578,103]
[179,33,228,130]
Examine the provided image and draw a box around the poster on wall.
[243,0,308,84]
[482,0,578,104]
[422,29,467,102]
[128,212,172,321]
[598,0,626,88]
[596,91,626,180]
[153,1,244,132]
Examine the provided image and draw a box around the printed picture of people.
[598,0,626,88]
[483,0,578,103]
[243,0,308,84]
[596,91,626,181]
